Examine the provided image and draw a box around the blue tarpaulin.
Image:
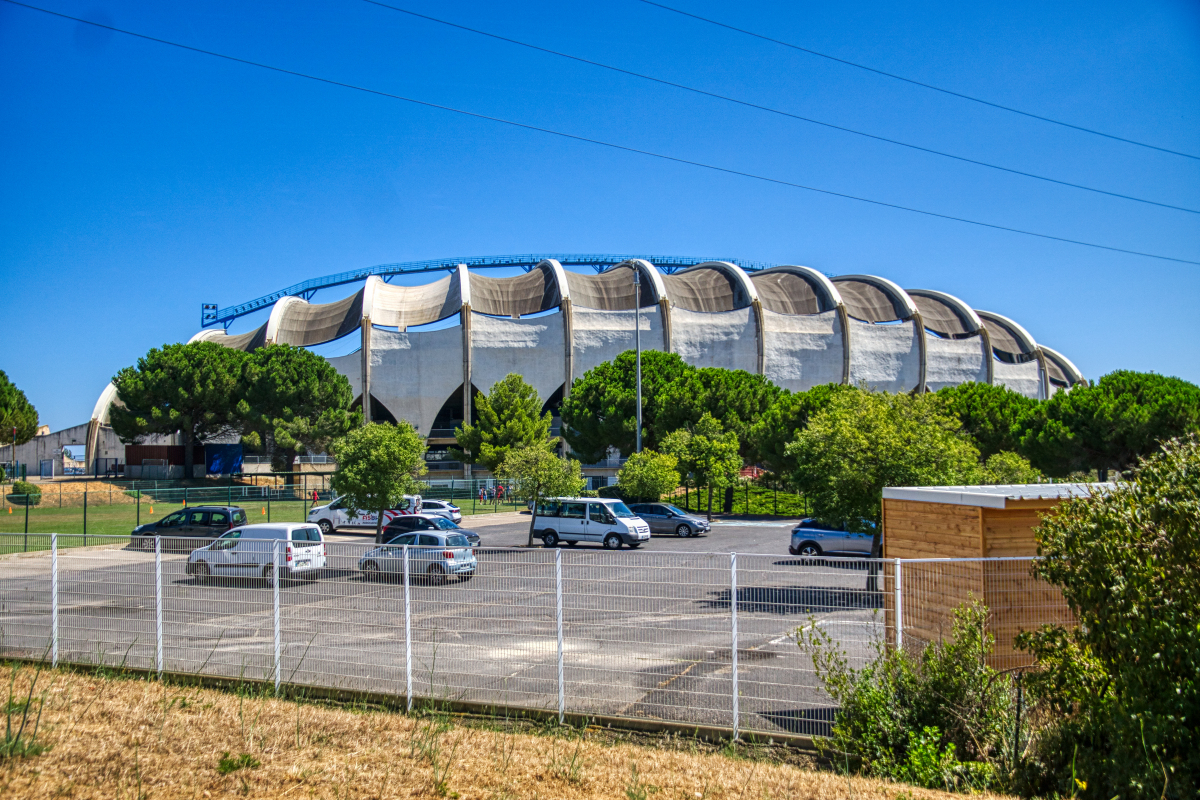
[205,444,244,475]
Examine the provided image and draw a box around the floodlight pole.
[635,270,642,453]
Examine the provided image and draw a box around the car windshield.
[431,518,459,530]
[445,534,469,547]
[662,505,686,516]
[609,502,636,518]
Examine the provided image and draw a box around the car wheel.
[798,542,822,557]
[542,531,559,548]
[193,561,211,584]
[603,534,622,550]
[675,524,692,537]
[362,560,381,581]
[426,563,447,585]
[317,519,334,536]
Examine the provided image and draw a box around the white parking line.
[709,521,795,528]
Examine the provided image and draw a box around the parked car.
[358,531,476,584]
[185,523,326,583]
[379,514,480,546]
[307,494,422,535]
[626,503,710,537]
[418,499,462,523]
[132,506,248,550]
[788,518,875,557]
[533,498,650,550]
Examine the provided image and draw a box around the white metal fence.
[0,535,1066,739]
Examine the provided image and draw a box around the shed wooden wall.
[881,497,1069,670]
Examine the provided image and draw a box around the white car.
[307,494,422,535]
[418,499,462,523]
[532,497,651,550]
[185,523,326,582]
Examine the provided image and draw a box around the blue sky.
[2,0,1198,431]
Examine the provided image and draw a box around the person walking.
[312,489,319,504]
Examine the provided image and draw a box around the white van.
[307,495,422,535]
[533,498,651,550]
[186,523,326,582]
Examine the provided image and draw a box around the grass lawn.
[0,663,1005,800]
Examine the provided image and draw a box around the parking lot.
[0,515,885,738]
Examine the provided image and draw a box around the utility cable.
[358,0,1198,215]
[638,0,1200,162]
[4,0,1197,266]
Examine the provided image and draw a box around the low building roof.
[882,483,1114,509]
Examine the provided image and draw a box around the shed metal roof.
[882,483,1114,509]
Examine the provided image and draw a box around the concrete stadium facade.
[74,258,1084,479]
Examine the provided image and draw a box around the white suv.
[418,499,462,523]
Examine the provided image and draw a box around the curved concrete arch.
[907,289,984,336]
[265,295,307,345]
[537,259,571,304]
[833,275,923,391]
[832,274,919,322]
[661,261,763,374]
[188,329,226,344]
[977,310,1045,398]
[1040,345,1086,388]
[91,382,119,425]
[188,323,269,352]
[907,289,992,390]
[469,263,564,318]
[751,265,842,314]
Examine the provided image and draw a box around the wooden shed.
[880,483,1109,669]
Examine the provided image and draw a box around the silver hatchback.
[789,519,875,557]
[627,503,710,537]
[358,532,476,585]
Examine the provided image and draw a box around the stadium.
[70,254,1084,478]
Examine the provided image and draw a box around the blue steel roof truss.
[201,254,785,328]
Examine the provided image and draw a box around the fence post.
[23,497,28,550]
[894,558,903,651]
[267,496,271,522]
[273,539,281,695]
[51,533,58,668]
[137,491,141,526]
[730,552,739,741]
[155,535,163,677]
[83,489,87,544]
[555,548,565,725]
[403,545,413,713]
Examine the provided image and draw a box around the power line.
[638,0,1200,162]
[5,0,1198,267]
[358,0,1197,215]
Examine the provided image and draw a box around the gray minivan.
[626,503,710,537]
[186,523,327,582]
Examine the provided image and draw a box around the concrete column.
[912,311,928,394]
[561,297,574,395]
[836,303,852,385]
[1035,350,1051,400]
[980,328,995,385]
[360,316,372,423]
[462,304,473,479]
[658,297,673,353]
[751,299,766,375]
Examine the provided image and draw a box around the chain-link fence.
[0,536,1069,739]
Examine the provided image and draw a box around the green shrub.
[800,601,1012,793]
[615,449,680,503]
[7,480,41,505]
[1015,434,1200,799]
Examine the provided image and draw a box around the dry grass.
[1,664,1015,800]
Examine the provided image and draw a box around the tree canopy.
[0,370,39,448]
[1021,370,1200,479]
[560,350,693,461]
[748,383,855,476]
[330,422,427,541]
[1018,435,1200,799]
[787,390,980,551]
[936,381,1038,459]
[451,374,555,473]
[240,344,361,473]
[497,445,586,545]
[110,342,246,475]
[661,413,743,520]
[616,449,680,502]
